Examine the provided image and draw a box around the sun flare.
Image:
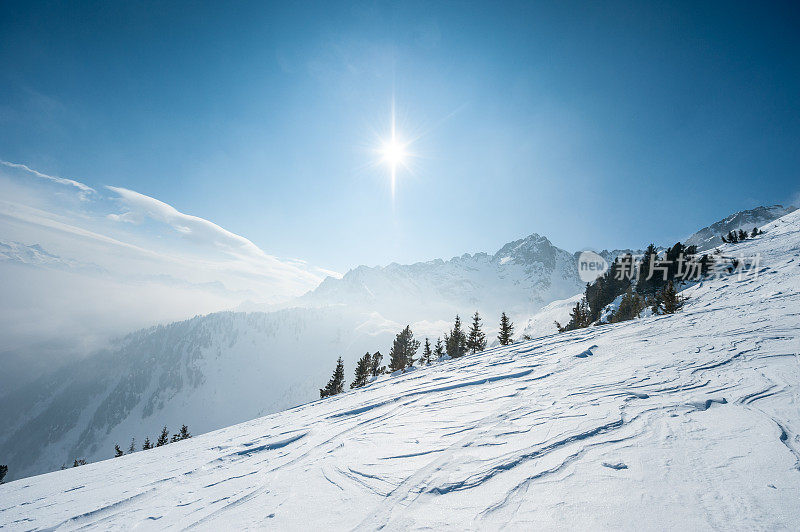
[380,138,407,167]
[373,99,418,200]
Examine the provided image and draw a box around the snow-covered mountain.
[2,208,799,529]
[0,207,788,483]
[0,241,106,275]
[684,204,796,251]
[0,232,587,482]
[297,232,584,322]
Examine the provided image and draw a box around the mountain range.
[3,206,799,528]
[0,204,794,481]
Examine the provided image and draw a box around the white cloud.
[106,185,268,260]
[0,160,96,199]
[0,161,341,372]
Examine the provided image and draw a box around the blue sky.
[1,0,798,272]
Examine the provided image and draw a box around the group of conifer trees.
[319,311,515,399]
[556,239,723,333]
[720,227,762,244]
[113,424,191,458]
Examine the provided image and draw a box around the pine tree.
[699,254,714,277]
[128,438,136,454]
[612,287,644,323]
[497,312,514,345]
[637,244,659,294]
[388,325,420,372]
[320,356,345,398]
[0,465,7,484]
[737,229,747,241]
[558,298,591,332]
[369,351,384,376]
[433,337,445,359]
[750,227,759,238]
[142,437,152,450]
[171,433,180,443]
[421,338,433,365]
[466,312,487,353]
[72,459,86,467]
[648,292,661,315]
[351,352,372,389]
[661,280,683,314]
[445,315,467,358]
[156,426,170,447]
[114,444,124,457]
[179,424,191,440]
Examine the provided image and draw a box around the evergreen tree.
[433,337,445,359]
[557,298,591,332]
[156,426,170,447]
[665,242,687,283]
[179,424,191,440]
[497,312,514,345]
[128,438,136,454]
[320,356,345,398]
[114,444,124,457]
[737,229,748,241]
[388,325,420,372]
[369,351,384,376]
[350,352,372,389]
[72,459,86,467]
[661,280,683,314]
[649,292,662,315]
[582,256,633,323]
[699,254,713,277]
[636,244,659,295]
[171,433,180,443]
[142,437,152,450]
[0,465,7,484]
[445,315,467,358]
[466,312,487,353]
[612,287,644,323]
[750,227,759,238]
[421,338,433,365]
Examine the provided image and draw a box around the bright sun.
[380,138,406,167]
[375,99,415,200]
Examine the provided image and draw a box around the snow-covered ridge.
[2,209,799,529]
[684,204,796,251]
[0,240,106,275]
[298,232,584,322]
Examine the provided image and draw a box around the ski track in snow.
[2,211,800,530]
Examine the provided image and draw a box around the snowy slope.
[0,307,411,481]
[519,293,583,339]
[684,204,796,251]
[2,210,799,529]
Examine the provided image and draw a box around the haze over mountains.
[0,204,794,481]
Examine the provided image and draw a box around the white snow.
[2,210,800,529]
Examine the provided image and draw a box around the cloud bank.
[0,161,338,389]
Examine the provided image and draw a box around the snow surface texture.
[2,210,800,530]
